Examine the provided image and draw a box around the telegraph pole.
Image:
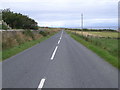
[81,13,83,29]
[81,13,83,35]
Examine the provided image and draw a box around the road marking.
[60,30,63,40]
[51,30,63,60]
[38,78,46,89]
[58,40,61,44]
[51,46,58,60]
[60,35,62,40]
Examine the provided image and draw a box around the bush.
[39,31,48,36]
[2,36,18,50]
[2,31,44,50]
[23,30,34,39]
[2,23,8,30]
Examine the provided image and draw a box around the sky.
[0,0,119,29]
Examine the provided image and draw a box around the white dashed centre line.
[51,46,58,60]
[61,31,63,37]
[59,30,63,39]
[51,30,63,60]
[38,30,63,89]
[38,78,46,89]
[58,40,61,44]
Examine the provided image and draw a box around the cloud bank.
[1,0,118,29]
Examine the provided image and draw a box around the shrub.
[23,30,34,39]
[2,23,8,30]
[15,32,26,44]
[39,31,48,36]
[2,36,18,50]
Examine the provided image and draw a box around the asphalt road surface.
[2,30,118,88]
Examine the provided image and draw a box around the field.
[88,32,118,38]
[70,31,118,38]
[67,30,118,68]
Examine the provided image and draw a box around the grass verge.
[2,33,56,61]
[67,31,118,69]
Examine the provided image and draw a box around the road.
[2,30,118,88]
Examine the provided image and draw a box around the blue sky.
[1,0,118,29]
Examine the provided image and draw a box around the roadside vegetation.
[2,23,9,30]
[2,9,38,30]
[2,29,59,61]
[67,30,119,69]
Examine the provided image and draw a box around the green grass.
[86,37,118,57]
[68,31,118,69]
[2,33,56,61]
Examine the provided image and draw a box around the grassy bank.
[2,31,58,61]
[68,31,118,69]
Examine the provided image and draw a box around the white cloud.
[1,0,33,3]
[38,21,65,27]
[84,18,117,26]
[1,0,118,28]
